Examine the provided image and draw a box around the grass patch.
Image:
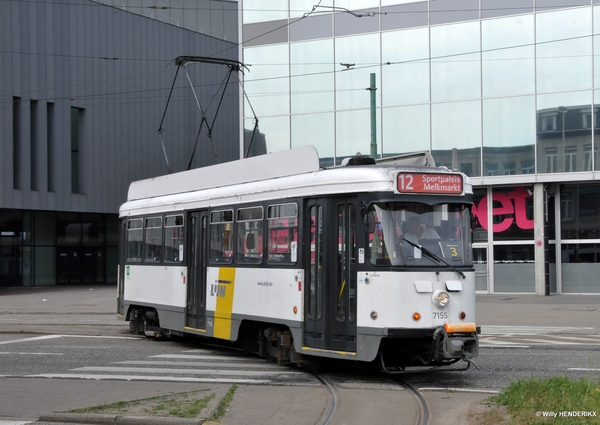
[211,384,238,421]
[480,376,600,425]
[69,390,215,419]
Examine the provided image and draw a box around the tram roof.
[127,145,322,202]
[125,146,460,204]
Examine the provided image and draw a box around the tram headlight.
[432,291,450,308]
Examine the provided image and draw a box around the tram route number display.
[397,172,463,195]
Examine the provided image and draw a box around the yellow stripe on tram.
[214,267,236,340]
[301,346,357,356]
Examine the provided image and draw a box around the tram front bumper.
[438,322,479,361]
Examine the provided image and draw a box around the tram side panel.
[123,265,188,331]
[205,267,304,341]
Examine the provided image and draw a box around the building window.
[70,107,84,194]
[561,243,600,293]
[31,100,39,191]
[584,144,597,171]
[582,110,594,129]
[503,162,516,175]
[460,162,473,176]
[560,184,600,239]
[540,114,557,132]
[521,159,534,174]
[47,102,55,192]
[561,192,573,221]
[13,97,21,190]
[581,109,598,129]
[545,148,558,173]
[493,244,535,293]
[565,147,577,172]
[485,162,499,176]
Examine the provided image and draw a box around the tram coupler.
[436,323,479,363]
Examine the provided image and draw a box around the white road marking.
[71,366,306,376]
[568,368,600,372]
[480,334,600,346]
[544,334,600,342]
[481,326,596,335]
[509,337,587,345]
[27,373,272,384]
[54,334,140,339]
[0,334,138,346]
[479,342,531,348]
[0,335,61,345]
[116,360,282,368]
[151,353,247,360]
[0,421,35,425]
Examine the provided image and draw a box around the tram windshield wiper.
[402,238,466,279]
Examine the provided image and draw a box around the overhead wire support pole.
[368,73,377,158]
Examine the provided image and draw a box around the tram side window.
[237,207,263,264]
[368,209,391,266]
[164,215,184,263]
[126,218,143,262]
[268,203,298,264]
[210,210,234,264]
[144,217,163,262]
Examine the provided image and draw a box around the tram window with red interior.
[267,203,298,264]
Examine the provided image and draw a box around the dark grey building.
[0,0,240,286]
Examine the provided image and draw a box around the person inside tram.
[402,215,440,245]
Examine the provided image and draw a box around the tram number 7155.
[433,312,448,319]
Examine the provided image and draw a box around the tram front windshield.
[368,202,472,267]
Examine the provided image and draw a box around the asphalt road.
[1,329,599,424]
[0,284,599,425]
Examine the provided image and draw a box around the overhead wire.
[1,2,598,110]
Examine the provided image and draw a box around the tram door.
[304,199,357,352]
[117,219,126,318]
[186,211,208,330]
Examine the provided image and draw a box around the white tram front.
[117,146,479,372]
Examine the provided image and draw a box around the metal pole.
[369,73,377,158]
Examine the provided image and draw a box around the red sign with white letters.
[471,186,534,232]
[397,172,463,194]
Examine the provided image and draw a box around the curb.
[38,413,205,425]
[198,384,233,421]
[35,384,234,425]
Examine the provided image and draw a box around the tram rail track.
[314,373,340,425]
[313,370,431,425]
[395,378,431,425]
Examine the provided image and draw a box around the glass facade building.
[240,0,600,294]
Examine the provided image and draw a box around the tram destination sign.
[396,172,463,194]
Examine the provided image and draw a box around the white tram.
[117,146,479,372]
